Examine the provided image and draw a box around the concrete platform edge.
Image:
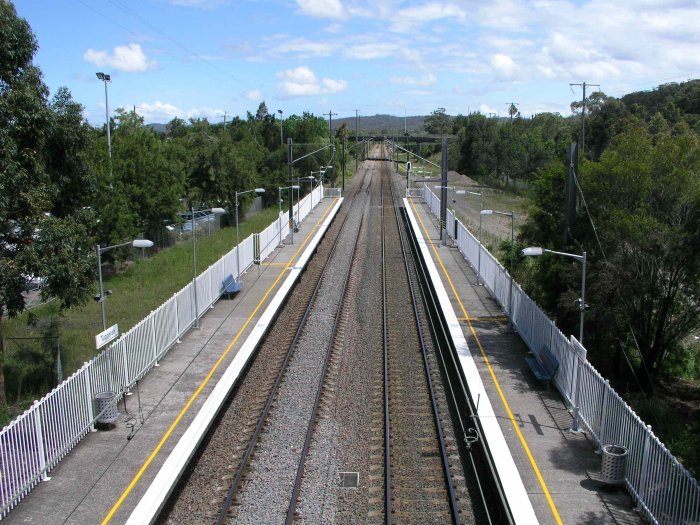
[404,198,539,523]
[126,198,343,524]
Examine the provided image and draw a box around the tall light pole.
[96,239,153,331]
[522,247,587,343]
[278,185,299,246]
[481,209,515,328]
[96,72,112,177]
[235,188,265,285]
[190,207,225,327]
[466,190,484,284]
[277,109,283,145]
[434,185,465,246]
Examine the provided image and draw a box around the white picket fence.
[0,185,325,518]
[421,184,700,525]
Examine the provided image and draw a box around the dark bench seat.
[222,274,243,296]
[525,345,559,389]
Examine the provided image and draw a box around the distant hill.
[147,123,168,134]
[622,79,700,127]
[145,114,431,135]
[332,114,426,134]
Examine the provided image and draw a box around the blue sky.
[13,0,700,125]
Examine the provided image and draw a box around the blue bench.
[222,274,243,296]
[525,345,559,389]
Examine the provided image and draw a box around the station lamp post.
[522,247,587,344]
[466,190,484,284]
[96,239,154,331]
[434,185,466,246]
[95,72,112,177]
[190,207,225,327]
[481,209,515,328]
[235,188,265,285]
[278,185,299,245]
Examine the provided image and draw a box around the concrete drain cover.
[339,472,359,488]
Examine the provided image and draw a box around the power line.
[107,0,250,89]
[76,0,253,104]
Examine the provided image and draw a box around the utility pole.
[570,82,599,157]
[324,110,337,167]
[324,110,337,146]
[222,111,228,129]
[355,109,359,171]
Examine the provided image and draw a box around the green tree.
[582,126,700,390]
[255,101,269,121]
[424,107,451,135]
[1,0,95,404]
[109,108,185,241]
[522,125,700,391]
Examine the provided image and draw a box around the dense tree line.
[449,80,700,393]
[0,1,337,405]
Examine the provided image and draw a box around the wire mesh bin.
[601,444,628,485]
[94,391,119,425]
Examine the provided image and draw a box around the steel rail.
[381,176,392,524]
[215,172,365,525]
[285,213,365,524]
[401,187,508,522]
[388,171,462,525]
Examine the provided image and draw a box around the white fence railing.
[0,185,325,519]
[420,184,699,525]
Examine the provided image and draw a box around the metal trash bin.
[94,391,119,425]
[601,444,628,485]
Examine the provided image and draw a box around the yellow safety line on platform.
[101,201,338,524]
[457,316,507,322]
[408,198,563,525]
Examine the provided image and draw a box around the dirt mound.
[447,170,479,187]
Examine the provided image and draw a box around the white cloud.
[84,43,155,72]
[391,73,437,86]
[391,2,466,32]
[296,0,345,19]
[245,90,264,101]
[478,103,499,116]
[273,37,338,57]
[276,66,347,97]
[490,53,520,81]
[343,42,399,60]
[137,101,224,122]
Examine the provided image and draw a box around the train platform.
[3,196,341,525]
[405,196,643,525]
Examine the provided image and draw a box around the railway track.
[160,147,490,524]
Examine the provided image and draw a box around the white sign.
[406,161,412,172]
[95,324,119,349]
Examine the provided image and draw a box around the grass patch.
[4,207,281,399]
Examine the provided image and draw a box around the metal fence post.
[122,340,130,391]
[175,294,182,343]
[570,350,583,433]
[84,364,95,431]
[32,401,49,481]
[635,425,653,512]
[151,315,159,366]
[598,380,611,451]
